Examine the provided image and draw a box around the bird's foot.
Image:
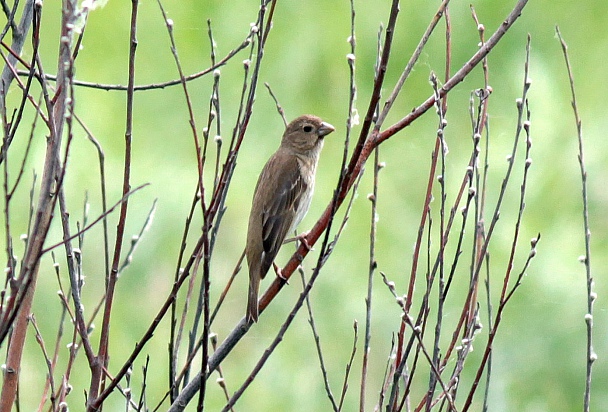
[285,231,313,251]
[273,262,289,284]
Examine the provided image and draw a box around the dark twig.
[300,264,339,412]
[73,114,111,281]
[40,253,69,409]
[169,190,199,402]
[375,0,451,129]
[0,0,34,100]
[13,36,253,92]
[468,7,494,410]
[426,71,449,411]
[40,184,149,255]
[264,82,287,126]
[344,0,357,171]
[211,334,235,412]
[88,1,140,409]
[338,321,358,411]
[0,0,19,38]
[138,357,151,411]
[30,315,56,411]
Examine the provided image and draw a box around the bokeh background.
[4,0,607,410]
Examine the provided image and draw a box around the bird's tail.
[247,275,259,323]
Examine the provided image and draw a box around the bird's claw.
[296,231,313,251]
[273,262,289,284]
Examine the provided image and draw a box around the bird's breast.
[290,156,319,233]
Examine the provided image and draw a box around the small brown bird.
[246,115,335,322]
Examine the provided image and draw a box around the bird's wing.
[258,155,306,278]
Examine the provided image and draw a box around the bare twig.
[339,321,358,411]
[30,315,56,411]
[12,37,253,92]
[426,71,449,410]
[211,334,235,412]
[461,35,536,411]
[0,0,34,99]
[375,0,451,129]
[88,1,140,409]
[40,184,149,255]
[360,147,380,411]
[300,264,339,412]
[169,188,199,402]
[556,26,595,412]
[264,82,287,126]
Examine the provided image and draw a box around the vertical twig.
[89,0,139,409]
[29,315,56,411]
[425,71,448,411]
[468,8,494,410]
[160,8,210,372]
[461,35,535,411]
[300,264,339,412]
[210,334,235,412]
[338,322,358,411]
[75,114,110,280]
[360,146,380,411]
[556,26,594,412]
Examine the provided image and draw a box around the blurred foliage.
[3,0,607,410]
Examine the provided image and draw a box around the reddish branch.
[0,1,71,410]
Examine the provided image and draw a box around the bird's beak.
[318,122,335,138]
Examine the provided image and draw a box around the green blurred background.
[5,0,607,410]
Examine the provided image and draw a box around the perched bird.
[246,115,335,322]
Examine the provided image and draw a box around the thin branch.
[12,36,253,92]
[30,315,56,412]
[0,0,34,97]
[264,82,287,126]
[339,321,358,411]
[376,0,529,146]
[40,184,149,255]
[89,0,139,408]
[375,0,451,129]
[556,26,595,412]
[360,147,380,411]
[300,264,339,412]
[461,34,535,411]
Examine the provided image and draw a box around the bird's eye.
[303,125,314,133]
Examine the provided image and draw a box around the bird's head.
[281,115,335,155]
